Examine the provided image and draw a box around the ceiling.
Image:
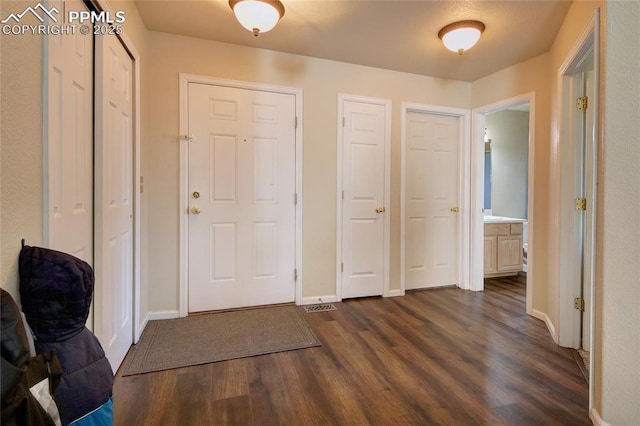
[133,0,573,82]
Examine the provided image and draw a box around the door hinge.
[575,197,587,211]
[294,192,298,205]
[295,116,298,129]
[341,262,344,272]
[342,190,345,200]
[574,297,585,312]
[294,268,298,281]
[577,96,588,111]
[342,117,346,127]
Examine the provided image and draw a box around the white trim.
[301,295,339,305]
[532,309,558,343]
[589,408,610,426]
[336,94,391,300]
[178,74,303,317]
[146,310,180,322]
[471,92,535,316]
[400,103,471,293]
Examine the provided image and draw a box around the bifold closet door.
[95,33,134,373]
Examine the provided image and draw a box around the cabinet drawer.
[485,223,510,236]
[510,223,523,235]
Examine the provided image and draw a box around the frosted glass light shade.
[229,0,285,36]
[438,20,485,55]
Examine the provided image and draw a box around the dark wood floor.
[113,274,589,425]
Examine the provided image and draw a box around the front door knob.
[191,206,201,215]
[375,207,386,213]
[450,206,459,213]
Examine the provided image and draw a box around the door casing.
[178,74,303,317]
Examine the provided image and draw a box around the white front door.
[45,0,93,264]
[187,83,296,312]
[405,111,460,289]
[95,33,134,373]
[340,99,387,299]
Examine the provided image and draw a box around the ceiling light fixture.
[229,0,285,37]
[438,20,485,55]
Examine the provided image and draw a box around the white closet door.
[95,33,134,373]
[45,0,93,264]
[405,111,460,289]
[340,99,388,299]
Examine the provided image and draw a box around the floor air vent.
[304,304,337,313]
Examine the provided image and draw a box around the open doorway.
[471,93,535,317]
[484,104,529,277]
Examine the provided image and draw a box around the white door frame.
[400,103,471,293]
[178,74,304,317]
[471,93,535,318]
[554,10,599,408]
[336,94,392,299]
[43,0,143,343]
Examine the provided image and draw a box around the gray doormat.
[120,305,321,376]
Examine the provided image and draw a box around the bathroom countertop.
[484,215,527,223]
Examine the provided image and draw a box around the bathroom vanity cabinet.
[484,221,524,277]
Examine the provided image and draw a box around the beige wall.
[598,2,640,423]
[0,1,44,302]
[472,53,552,316]
[144,31,471,311]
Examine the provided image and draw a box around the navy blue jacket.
[19,246,113,425]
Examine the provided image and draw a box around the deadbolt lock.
[192,191,200,199]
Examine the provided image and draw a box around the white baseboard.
[301,295,339,305]
[147,310,180,321]
[134,313,150,344]
[590,408,610,426]
[532,309,558,343]
[385,289,404,297]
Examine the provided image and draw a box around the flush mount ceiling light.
[229,0,285,37]
[438,20,485,55]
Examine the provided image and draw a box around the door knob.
[191,206,201,215]
[450,206,459,212]
[375,207,386,213]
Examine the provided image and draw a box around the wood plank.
[113,274,590,425]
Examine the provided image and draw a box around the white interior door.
[45,0,93,264]
[187,83,296,312]
[95,33,134,373]
[340,99,387,299]
[405,111,460,289]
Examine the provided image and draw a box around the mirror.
[484,105,530,219]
